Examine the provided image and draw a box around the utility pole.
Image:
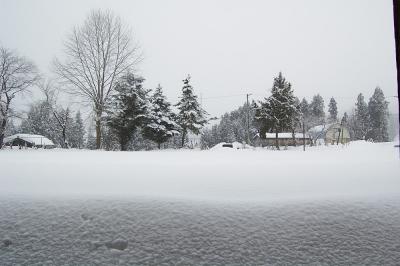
[246,93,252,145]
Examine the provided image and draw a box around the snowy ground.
[0,141,400,265]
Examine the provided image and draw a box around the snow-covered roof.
[264,133,310,139]
[308,124,334,134]
[308,123,344,140]
[4,134,55,146]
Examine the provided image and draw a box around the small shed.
[308,123,351,145]
[3,134,55,149]
[255,132,312,146]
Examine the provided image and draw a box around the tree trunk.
[62,128,67,148]
[120,137,128,151]
[0,97,11,149]
[275,130,280,150]
[95,108,102,149]
[158,142,161,149]
[292,128,296,147]
[181,131,186,148]
[0,118,6,148]
[120,143,127,151]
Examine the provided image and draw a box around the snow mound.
[210,142,252,150]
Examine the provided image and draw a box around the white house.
[308,123,351,145]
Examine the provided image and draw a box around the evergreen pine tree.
[20,100,59,145]
[69,111,85,148]
[366,87,389,142]
[309,94,325,126]
[218,113,236,143]
[341,112,348,126]
[143,84,179,149]
[107,73,149,151]
[85,120,97,150]
[254,72,299,149]
[328,97,338,123]
[353,93,369,140]
[175,75,208,147]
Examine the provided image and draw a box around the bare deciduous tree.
[53,107,71,148]
[53,9,142,149]
[0,47,40,148]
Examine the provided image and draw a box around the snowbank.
[0,141,398,202]
[210,142,252,150]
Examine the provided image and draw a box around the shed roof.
[4,134,54,146]
[264,133,310,139]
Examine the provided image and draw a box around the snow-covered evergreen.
[20,100,59,145]
[366,87,389,142]
[328,97,338,123]
[309,94,325,126]
[254,72,300,149]
[175,75,208,147]
[69,111,85,149]
[106,73,150,151]
[143,84,179,149]
[352,93,369,140]
[341,112,348,126]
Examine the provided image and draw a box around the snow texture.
[1,198,400,265]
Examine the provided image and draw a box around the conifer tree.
[175,75,208,147]
[353,93,369,140]
[143,84,179,149]
[20,100,59,145]
[69,111,85,148]
[309,94,325,126]
[254,72,299,149]
[328,97,338,123]
[367,87,389,142]
[107,73,149,151]
[341,112,348,126]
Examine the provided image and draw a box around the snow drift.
[0,141,398,202]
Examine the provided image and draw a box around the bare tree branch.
[53,9,142,149]
[0,47,40,148]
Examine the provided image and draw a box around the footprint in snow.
[105,239,128,251]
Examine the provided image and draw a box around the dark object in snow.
[105,239,128,251]
[222,143,233,148]
[89,241,103,251]
[3,239,12,247]
[81,213,93,221]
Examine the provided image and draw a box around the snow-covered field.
[1,141,400,265]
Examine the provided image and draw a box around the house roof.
[308,123,348,140]
[264,133,310,139]
[4,134,55,146]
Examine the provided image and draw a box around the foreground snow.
[1,198,400,265]
[0,141,399,201]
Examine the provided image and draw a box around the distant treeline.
[201,72,393,149]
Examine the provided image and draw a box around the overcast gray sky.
[0,0,398,118]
